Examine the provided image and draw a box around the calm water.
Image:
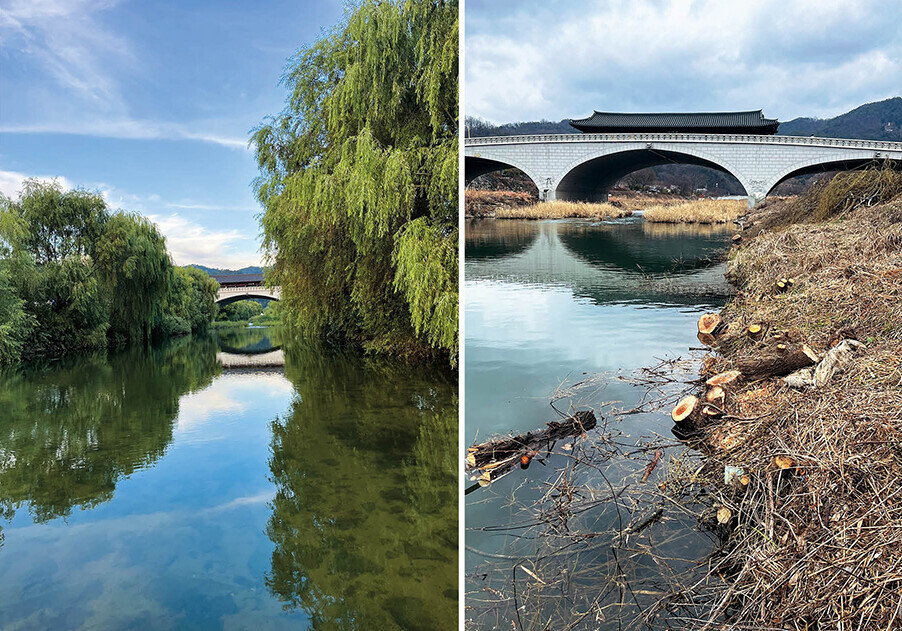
[465,217,735,629]
[0,327,456,630]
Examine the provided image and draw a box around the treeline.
[253,0,458,361]
[0,180,219,364]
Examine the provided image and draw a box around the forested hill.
[190,265,264,276]
[467,97,902,141]
[777,98,902,141]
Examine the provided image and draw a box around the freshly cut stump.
[774,455,795,470]
[706,370,742,388]
[671,395,699,424]
[698,313,722,335]
[706,385,726,406]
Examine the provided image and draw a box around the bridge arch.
[763,157,894,196]
[465,155,545,194]
[215,287,281,306]
[552,146,749,203]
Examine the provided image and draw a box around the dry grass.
[494,200,632,220]
[643,198,746,224]
[466,189,536,218]
[609,192,686,211]
[672,181,902,628]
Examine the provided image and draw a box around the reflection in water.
[466,219,735,305]
[558,218,733,274]
[0,330,456,630]
[465,218,731,630]
[215,325,285,354]
[0,337,220,524]
[464,219,539,260]
[266,344,457,630]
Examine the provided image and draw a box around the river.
[465,217,736,629]
[0,326,456,630]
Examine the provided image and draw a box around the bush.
[158,314,191,338]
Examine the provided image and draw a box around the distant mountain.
[778,98,902,141]
[466,117,576,137]
[468,98,902,141]
[189,264,264,276]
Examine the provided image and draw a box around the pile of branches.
[668,188,902,628]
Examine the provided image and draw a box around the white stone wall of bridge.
[215,285,281,304]
[464,135,902,208]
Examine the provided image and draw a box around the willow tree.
[253,0,458,360]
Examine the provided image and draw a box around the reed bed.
[644,199,745,224]
[494,200,632,220]
[608,192,685,211]
[466,189,536,217]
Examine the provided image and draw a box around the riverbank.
[465,188,736,220]
[672,172,902,628]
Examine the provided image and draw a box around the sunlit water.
[0,327,456,630]
[465,218,736,629]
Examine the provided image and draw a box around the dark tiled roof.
[569,110,779,134]
[211,273,264,285]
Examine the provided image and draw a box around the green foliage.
[161,266,219,335]
[217,299,265,322]
[95,211,172,344]
[0,181,218,363]
[253,0,458,361]
[0,265,35,363]
[249,300,283,326]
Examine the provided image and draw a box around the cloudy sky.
[0,0,343,268]
[466,0,902,125]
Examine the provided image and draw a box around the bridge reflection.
[465,218,735,306]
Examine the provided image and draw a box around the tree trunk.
[736,343,817,380]
[466,410,597,481]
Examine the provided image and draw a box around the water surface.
[465,218,735,629]
[0,327,456,630]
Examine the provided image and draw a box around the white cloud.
[466,0,902,123]
[147,212,262,268]
[0,120,249,150]
[0,0,250,149]
[0,169,74,198]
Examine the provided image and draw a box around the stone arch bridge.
[212,273,281,305]
[465,133,902,207]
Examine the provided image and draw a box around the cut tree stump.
[466,410,597,483]
[698,313,722,335]
[671,395,700,424]
[706,370,742,388]
[736,343,818,380]
[706,385,726,406]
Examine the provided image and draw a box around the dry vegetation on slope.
[672,168,902,629]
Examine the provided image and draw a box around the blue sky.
[0,0,344,268]
[466,0,902,125]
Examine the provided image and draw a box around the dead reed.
[494,200,632,220]
[643,199,746,224]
